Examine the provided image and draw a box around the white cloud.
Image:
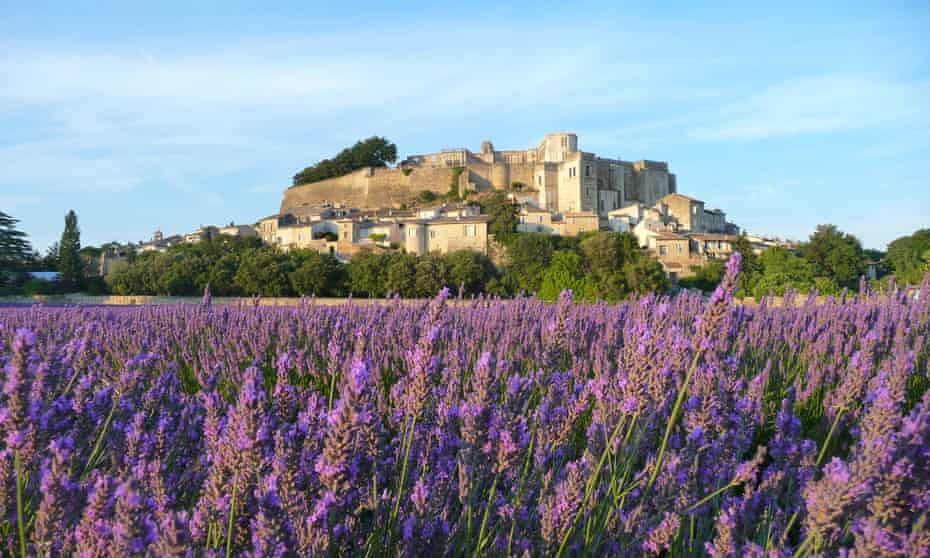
[688,74,930,141]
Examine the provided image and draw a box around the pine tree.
[58,210,83,292]
[0,211,33,270]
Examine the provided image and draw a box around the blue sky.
[2,1,928,252]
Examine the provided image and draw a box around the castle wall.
[281,133,676,218]
[281,166,458,212]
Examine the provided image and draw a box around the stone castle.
[280,133,677,217]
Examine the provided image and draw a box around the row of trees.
[1,209,87,294]
[292,136,398,186]
[681,224,928,298]
[103,230,671,300]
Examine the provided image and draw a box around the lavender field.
[1,257,928,557]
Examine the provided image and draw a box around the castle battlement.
[282,133,677,216]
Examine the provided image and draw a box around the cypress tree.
[58,210,83,292]
[0,211,32,270]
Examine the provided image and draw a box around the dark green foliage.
[347,250,389,297]
[447,166,465,200]
[623,253,671,295]
[417,190,437,203]
[479,191,518,237]
[499,233,559,294]
[886,229,930,285]
[348,250,498,298]
[445,250,495,295]
[679,260,725,292]
[234,249,294,297]
[384,253,418,297]
[292,136,397,186]
[414,255,450,297]
[0,211,32,270]
[799,224,866,289]
[106,236,264,296]
[57,210,83,292]
[315,231,338,242]
[516,231,668,302]
[288,250,346,296]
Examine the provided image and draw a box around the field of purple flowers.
[1,255,928,557]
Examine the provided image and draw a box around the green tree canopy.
[538,250,595,302]
[446,250,495,296]
[479,192,519,238]
[57,210,83,292]
[289,250,346,297]
[384,253,419,297]
[292,136,397,186]
[414,255,451,298]
[347,251,389,297]
[499,233,559,294]
[886,229,930,285]
[799,224,865,289]
[0,211,32,271]
[235,248,295,297]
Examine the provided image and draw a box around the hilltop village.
[104,133,793,282]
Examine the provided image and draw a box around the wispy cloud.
[688,74,930,141]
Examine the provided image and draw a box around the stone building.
[517,207,600,237]
[281,132,678,217]
[218,223,259,238]
[259,203,490,259]
[400,216,490,257]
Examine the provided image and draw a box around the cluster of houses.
[99,193,793,282]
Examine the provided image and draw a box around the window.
[692,206,698,215]
[430,230,437,239]
[464,224,476,237]
[538,175,542,186]
[659,245,667,256]
[538,216,543,223]
[298,233,302,241]
[585,165,590,177]
[599,199,604,210]
[408,228,416,238]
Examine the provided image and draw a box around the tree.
[886,229,930,285]
[288,251,346,296]
[57,210,83,291]
[384,253,418,297]
[348,251,389,297]
[578,232,639,302]
[414,255,450,297]
[679,260,725,292]
[292,136,398,186]
[538,250,595,302]
[799,224,865,289]
[500,233,558,294]
[234,249,294,296]
[752,246,817,297]
[732,235,762,297]
[445,250,494,296]
[479,192,518,237]
[623,254,670,295]
[0,211,32,271]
